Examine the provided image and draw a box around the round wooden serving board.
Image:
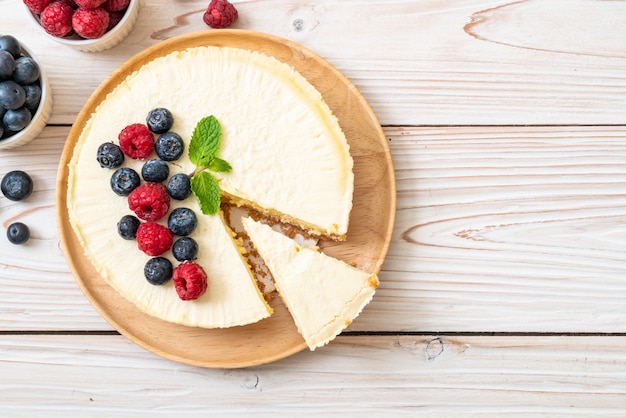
[56,30,396,368]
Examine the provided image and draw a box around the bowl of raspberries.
[22,0,139,53]
[0,34,53,149]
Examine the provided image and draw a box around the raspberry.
[136,221,173,256]
[128,182,170,221]
[173,261,208,301]
[118,123,154,160]
[72,7,109,39]
[23,0,53,14]
[74,0,106,8]
[40,1,74,38]
[107,10,124,30]
[203,0,238,29]
[102,0,129,12]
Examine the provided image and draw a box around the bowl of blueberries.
[0,34,53,150]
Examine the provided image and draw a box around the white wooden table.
[2,0,626,414]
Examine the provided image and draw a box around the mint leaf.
[190,171,221,215]
[208,157,232,173]
[189,115,221,168]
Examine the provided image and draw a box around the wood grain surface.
[1,0,626,413]
[1,0,625,126]
[2,334,626,414]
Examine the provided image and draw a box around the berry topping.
[166,173,192,201]
[203,0,238,29]
[3,108,32,132]
[146,107,173,134]
[12,57,40,85]
[117,214,140,240]
[173,261,207,301]
[110,167,140,196]
[0,80,26,110]
[168,207,197,236]
[0,35,21,59]
[172,237,198,262]
[128,182,170,221]
[155,131,184,161]
[141,159,169,183]
[96,142,124,168]
[1,170,33,201]
[6,222,30,245]
[144,256,173,285]
[72,7,110,39]
[118,123,154,160]
[136,221,173,256]
[74,0,106,8]
[40,1,75,38]
[103,0,129,12]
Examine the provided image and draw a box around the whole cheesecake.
[67,46,355,329]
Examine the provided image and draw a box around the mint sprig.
[190,171,221,215]
[189,115,221,168]
[208,157,232,173]
[188,116,232,215]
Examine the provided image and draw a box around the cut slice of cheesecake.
[242,217,379,350]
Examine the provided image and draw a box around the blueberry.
[23,84,41,112]
[155,131,184,161]
[1,170,33,201]
[3,107,31,132]
[0,51,15,80]
[0,35,21,59]
[168,207,197,236]
[146,108,173,134]
[12,57,39,85]
[144,257,173,285]
[141,159,169,183]
[166,173,191,200]
[117,214,140,240]
[7,222,30,245]
[0,80,26,110]
[97,142,124,169]
[110,167,140,196]
[172,237,198,261]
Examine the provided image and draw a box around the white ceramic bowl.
[0,42,53,150]
[24,0,140,53]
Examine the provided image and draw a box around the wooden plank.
[1,334,626,414]
[1,0,625,125]
[367,126,626,333]
[3,126,626,334]
[0,126,110,330]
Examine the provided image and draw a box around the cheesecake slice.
[242,217,379,350]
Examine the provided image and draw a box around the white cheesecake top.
[67,46,354,329]
[84,46,353,237]
[242,217,378,350]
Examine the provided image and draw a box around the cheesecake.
[67,46,355,329]
[242,217,378,350]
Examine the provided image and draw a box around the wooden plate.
[56,30,396,368]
